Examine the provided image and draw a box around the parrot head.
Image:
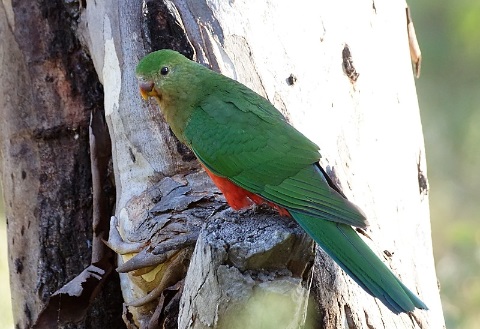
[136,49,203,108]
[136,50,212,142]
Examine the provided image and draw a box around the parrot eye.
[160,66,169,75]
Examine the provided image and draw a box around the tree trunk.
[0,1,122,328]
[0,0,445,328]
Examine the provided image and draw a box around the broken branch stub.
[179,209,315,329]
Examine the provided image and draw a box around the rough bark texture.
[1,0,445,328]
[178,212,314,329]
[0,1,122,328]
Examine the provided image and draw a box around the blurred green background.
[411,1,480,328]
[1,2,479,328]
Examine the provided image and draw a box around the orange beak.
[138,80,157,100]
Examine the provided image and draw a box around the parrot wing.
[183,83,367,228]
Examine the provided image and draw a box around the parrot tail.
[289,210,427,313]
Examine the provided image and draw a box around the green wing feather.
[183,77,367,228]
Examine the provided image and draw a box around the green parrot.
[136,49,427,314]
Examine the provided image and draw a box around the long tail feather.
[290,210,427,313]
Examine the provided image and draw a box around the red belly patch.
[201,165,290,217]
